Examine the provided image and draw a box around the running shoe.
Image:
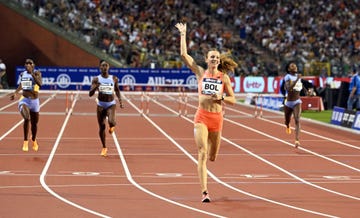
[109,126,115,134]
[101,148,108,157]
[286,127,292,134]
[22,141,29,152]
[202,191,211,203]
[295,140,300,148]
[32,140,39,151]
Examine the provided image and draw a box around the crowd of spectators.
[199,0,360,77]
[12,0,268,76]
[13,0,360,77]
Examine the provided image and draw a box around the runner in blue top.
[10,58,42,152]
[347,69,360,111]
[89,60,123,157]
[283,62,307,148]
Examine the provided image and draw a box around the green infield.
[302,110,333,123]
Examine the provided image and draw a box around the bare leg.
[20,105,30,141]
[293,103,302,142]
[208,131,221,161]
[97,106,107,148]
[284,105,292,128]
[194,123,209,193]
[107,104,117,127]
[30,111,39,141]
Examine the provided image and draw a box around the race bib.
[293,80,303,91]
[201,78,223,95]
[21,79,33,90]
[99,83,114,95]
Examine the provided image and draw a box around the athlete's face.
[24,59,35,72]
[206,51,220,68]
[100,61,109,74]
[288,63,297,73]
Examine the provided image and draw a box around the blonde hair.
[206,49,238,74]
[218,53,238,74]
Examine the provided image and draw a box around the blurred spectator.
[12,0,249,72]
[197,0,360,77]
[347,68,360,111]
[0,59,9,89]
[11,0,360,76]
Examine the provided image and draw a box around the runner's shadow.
[213,196,269,211]
[31,157,46,162]
[215,196,259,203]
[101,155,120,160]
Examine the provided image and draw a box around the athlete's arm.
[89,77,99,97]
[222,74,235,105]
[113,76,123,108]
[175,22,204,78]
[32,70,42,87]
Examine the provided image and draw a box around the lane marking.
[2,91,354,217]
[129,95,338,218]
[156,173,183,177]
[239,174,270,178]
[114,97,226,217]
[72,172,100,176]
[39,92,111,218]
[323,176,351,180]
[0,171,12,175]
[0,93,57,142]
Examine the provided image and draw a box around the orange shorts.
[194,108,223,132]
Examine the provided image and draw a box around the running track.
[0,91,359,218]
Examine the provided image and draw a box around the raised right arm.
[175,22,203,77]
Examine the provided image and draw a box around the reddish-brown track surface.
[0,91,359,218]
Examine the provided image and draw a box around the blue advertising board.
[255,95,283,111]
[16,67,198,90]
[331,106,360,131]
[352,111,360,131]
[330,106,345,126]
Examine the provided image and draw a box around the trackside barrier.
[140,92,150,115]
[300,96,324,111]
[65,91,75,114]
[139,91,188,116]
[254,94,263,118]
[65,84,83,114]
[178,92,188,116]
[250,93,284,117]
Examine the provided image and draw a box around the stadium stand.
[8,0,360,77]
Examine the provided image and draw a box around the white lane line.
[178,97,360,199]
[188,94,360,150]
[184,95,360,172]
[0,93,57,141]
[225,117,360,174]
[223,106,360,172]
[0,99,19,111]
[39,92,111,218]
[228,103,360,150]
[222,129,360,200]
[116,96,226,218]
[127,95,338,218]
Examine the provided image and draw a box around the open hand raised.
[175,22,187,34]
